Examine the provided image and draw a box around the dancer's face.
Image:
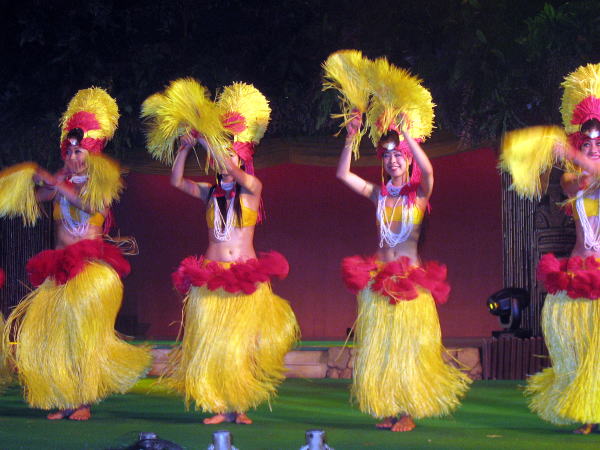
[383,150,409,179]
[220,153,240,181]
[581,137,600,160]
[64,143,88,175]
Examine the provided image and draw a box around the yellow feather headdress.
[560,63,600,135]
[59,87,119,158]
[217,82,271,144]
[141,78,230,171]
[365,57,435,147]
[322,50,372,159]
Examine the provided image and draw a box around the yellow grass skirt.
[352,286,471,419]
[0,314,11,389]
[5,262,151,410]
[166,282,299,413]
[526,292,600,425]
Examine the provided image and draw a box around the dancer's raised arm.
[336,116,376,201]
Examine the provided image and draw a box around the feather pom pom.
[0,162,40,226]
[322,50,372,159]
[217,82,271,145]
[83,154,123,212]
[365,57,435,146]
[499,125,567,200]
[141,78,229,171]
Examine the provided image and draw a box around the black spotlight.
[486,288,530,338]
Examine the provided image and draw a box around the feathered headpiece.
[499,64,600,200]
[561,63,600,148]
[141,78,230,171]
[216,82,271,175]
[322,50,372,159]
[59,87,119,159]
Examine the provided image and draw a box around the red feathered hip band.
[537,253,600,300]
[172,251,289,295]
[26,240,130,287]
[0,268,4,289]
[341,255,450,305]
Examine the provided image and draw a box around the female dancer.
[327,52,470,432]
[149,81,299,425]
[338,118,470,432]
[0,88,150,420]
[525,63,600,434]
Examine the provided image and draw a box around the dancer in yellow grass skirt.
[0,88,151,420]
[142,80,299,424]
[327,51,470,432]
[503,63,600,434]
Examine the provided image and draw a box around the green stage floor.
[1,379,599,449]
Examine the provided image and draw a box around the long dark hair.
[206,173,243,226]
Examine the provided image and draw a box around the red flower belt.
[341,255,450,305]
[537,253,600,299]
[172,251,289,295]
[26,239,130,287]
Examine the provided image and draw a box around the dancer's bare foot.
[235,412,253,425]
[203,413,235,425]
[47,410,72,420]
[68,406,91,421]
[573,423,598,435]
[391,415,416,432]
[375,417,397,429]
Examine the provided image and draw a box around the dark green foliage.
[1,0,599,167]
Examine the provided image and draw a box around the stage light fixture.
[486,287,530,338]
[208,430,238,450]
[300,429,334,450]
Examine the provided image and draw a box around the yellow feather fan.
[561,63,600,134]
[83,154,123,212]
[60,87,119,144]
[0,163,40,226]
[365,57,435,146]
[322,50,372,159]
[499,126,567,199]
[217,82,271,144]
[141,78,230,171]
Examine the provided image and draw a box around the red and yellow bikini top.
[206,198,258,229]
[52,201,105,227]
[379,204,425,225]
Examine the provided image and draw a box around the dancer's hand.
[179,133,196,152]
[34,167,57,187]
[346,110,362,137]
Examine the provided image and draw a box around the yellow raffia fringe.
[82,154,123,212]
[0,162,40,226]
[141,78,230,171]
[498,125,567,200]
[217,82,271,144]
[525,292,600,425]
[352,287,470,419]
[3,262,151,409]
[322,50,372,159]
[365,57,435,147]
[163,282,299,413]
[561,63,600,134]
[60,87,119,144]
[0,314,12,390]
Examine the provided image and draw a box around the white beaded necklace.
[575,186,600,251]
[377,180,415,248]
[212,182,236,242]
[60,175,90,237]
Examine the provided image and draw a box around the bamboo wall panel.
[0,205,53,316]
